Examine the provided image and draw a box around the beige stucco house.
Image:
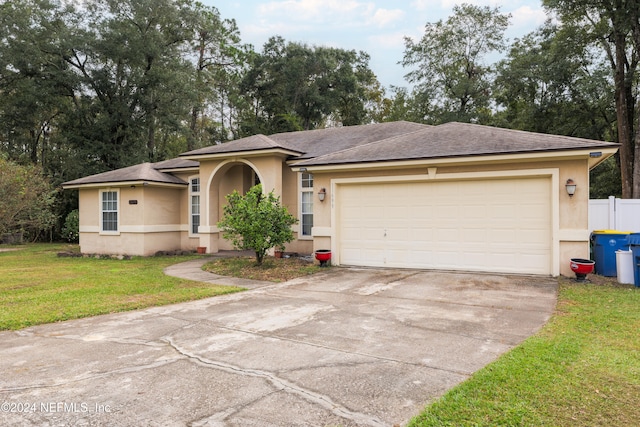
[63,121,619,276]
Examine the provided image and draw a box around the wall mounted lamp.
[318,188,326,202]
[565,179,577,197]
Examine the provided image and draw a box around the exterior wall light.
[565,179,577,197]
[318,188,326,202]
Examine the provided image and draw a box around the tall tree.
[58,0,197,167]
[402,3,510,124]
[239,37,378,134]
[1,0,249,238]
[187,3,248,149]
[543,0,640,198]
[495,23,616,140]
[0,0,73,168]
[495,23,619,197]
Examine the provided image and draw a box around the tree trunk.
[633,131,640,197]
[188,106,198,151]
[147,116,155,161]
[613,31,634,198]
[188,33,206,152]
[630,6,640,198]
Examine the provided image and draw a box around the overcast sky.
[202,0,549,89]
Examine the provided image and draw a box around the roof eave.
[62,180,188,190]
[290,147,620,173]
[180,148,303,161]
[155,166,200,174]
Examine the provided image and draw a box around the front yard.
[0,244,242,330]
[1,244,638,425]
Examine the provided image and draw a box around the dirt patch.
[203,256,321,282]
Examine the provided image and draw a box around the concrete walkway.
[0,260,558,426]
[163,256,272,289]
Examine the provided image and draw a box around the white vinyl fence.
[589,196,640,232]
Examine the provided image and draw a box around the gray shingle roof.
[62,121,620,188]
[292,122,621,167]
[269,121,430,159]
[62,162,188,187]
[179,121,430,159]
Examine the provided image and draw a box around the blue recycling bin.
[590,230,632,276]
[627,233,640,287]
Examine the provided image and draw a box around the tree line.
[1,0,638,240]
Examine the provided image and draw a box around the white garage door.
[337,177,552,275]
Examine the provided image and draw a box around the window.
[190,177,200,235]
[301,173,313,237]
[101,190,118,232]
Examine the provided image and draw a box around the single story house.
[62,121,619,277]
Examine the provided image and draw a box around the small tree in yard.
[218,184,297,265]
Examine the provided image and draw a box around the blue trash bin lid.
[627,233,640,245]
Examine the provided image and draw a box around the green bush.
[218,184,297,265]
[62,209,79,242]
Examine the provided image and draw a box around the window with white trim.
[101,190,118,232]
[301,173,313,237]
[190,177,200,235]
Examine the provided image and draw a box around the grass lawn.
[202,256,322,282]
[408,275,640,427]
[0,243,243,330]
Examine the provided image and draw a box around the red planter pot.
[570,258,595,282]
[315,250,331,267]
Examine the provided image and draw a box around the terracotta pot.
[196,246,206,254]
[274,250,283,258]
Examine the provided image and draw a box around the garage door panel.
[337,177,552,275]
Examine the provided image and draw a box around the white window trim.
[299,172,314,240]
[99,189,120,235]
[189,176,200,237]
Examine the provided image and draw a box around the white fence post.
[609,196,616,229]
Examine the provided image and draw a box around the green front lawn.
[0,244,243,330]
[408,276,640,427]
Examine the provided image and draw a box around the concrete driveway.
[0,264,557,427]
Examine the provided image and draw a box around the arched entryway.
[209,162,260,250]
[197,155,287,253]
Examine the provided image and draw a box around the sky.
[201,0,549,90]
